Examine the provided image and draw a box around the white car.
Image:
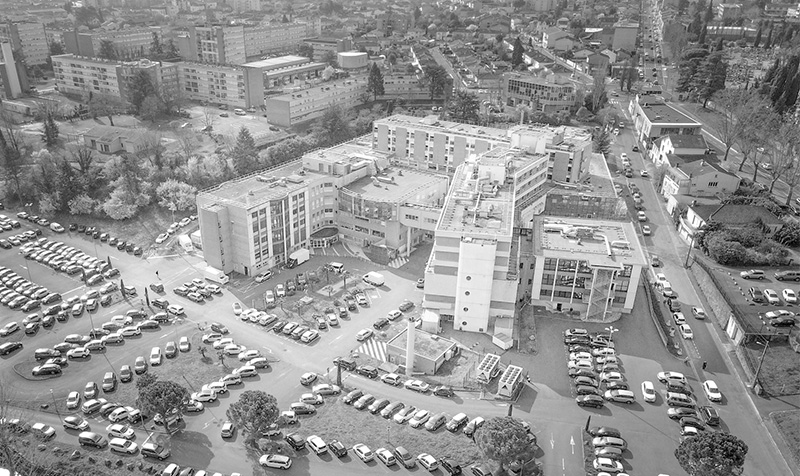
[167,304,184,315]
[569,351,592,361]
[275,284,285,297]
[404,380,430,393]
[352,443,374,462]
[212,337,234,349]
[120,326,141,337]
[66,391,81,410]
[155,234,168,244]
[232,302,242,315]
[109,437,138,454]
[179,336,190,352]
[409,410,431,428]
[657,371,687,384]
[765,310,795,319]
[679,324,694,339]
[417,453,439,471]
[255,271,272,283]
[108,407,130,423]
[106,423,135,439]
[356,328,373,341]
[599,371,624,382]
[238,349,262,361]
[783,289,797,303]
[259,454,292,469]
[655,273,667,283]
[191,389,217,402]
[233,365,258,378]
[387,310,402,321]
[568,359,594,370]
[692,307,706,319]
[672,312,686,325]
[593,457,623,472]
[202,333,223,343]
[202,381,228,395]
[703,380,722,402]
[763,289,780,305]
[641,381,656,403]
[224,343,246,355]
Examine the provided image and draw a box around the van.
[394,446,416,468]
[329,262,344,274]
[667,392,695,408]
[86,340,105,352]
[775,270,800,281]
[102,372,117,392]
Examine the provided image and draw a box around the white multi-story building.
[263,77,366,126]
[501,71,577,114]
[182,25,246,65]
[177,62,248,108]
[243,20,321,59]
[64,27,162,60]
[0,21,49,66]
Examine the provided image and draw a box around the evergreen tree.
[366,63,385,101]
[230,127,259,176]
[449,90,481,124]
[511,36,525,67]
[425,64,450,99]
[165,39,180,60]
[41,113,59,147]
[693,51,728,107]
[763,58,781,84]
[128,70,156,114]
[704,0,714,23]
[98,40,118,60]
[149,32,164,59]
[313,105,352,147]
[764,29,773,49]
[715,37,724,51]
[698,24,708,44]
[753,27,762,47]
[593,129,611,155]
[689,13,703,35]
[49,41,64,56]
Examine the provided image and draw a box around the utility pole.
[751,334,772,394]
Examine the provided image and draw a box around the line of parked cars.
[564,329,632,408]
[657,371,724,440]
[588,426,631,474]
[0,212,45,249]
[154,216,197,245]
[68,222,144,256]
[172,278,222,305]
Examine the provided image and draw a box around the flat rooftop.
[377,114,510,143]
[438,158,515,237]
[386,327,456,361]
[303,139,392,167]
[198,160,318,208]
[640,102,700,125]
[242,55,312,70]
[344,167,447,203]
[534,216,647,268]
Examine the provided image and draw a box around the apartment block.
[0,21,49,66]
[64,27,162,60]
[181,25,246,65]
[243,20,321,60]
[501,71,577,114]
[177,62,247,109]
[628,95,702,143]
[0,42,24,99]
[52,54,177,103]
[530,217,646,320]
[263,77,366,127]
[302,37,353,62]
[381,72,429,100]
[240,55,326,107]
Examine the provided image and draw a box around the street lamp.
[605,326,619,342]
[49,389,62,424]
[751,334,773,394]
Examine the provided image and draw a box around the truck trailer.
[286,248,310,268]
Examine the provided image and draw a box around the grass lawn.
[745,339,800,396]
[296,397,481,465]
[773,411,800,467]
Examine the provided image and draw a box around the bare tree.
[766,120,800,196]
[201,107,216,133]
[68,140,97,175]
[712,88,762,163]
[591,68,607,112]
[737,108,779,174]
[175,129,198,165]
[0,110,31,201]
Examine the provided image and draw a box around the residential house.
[650,134,710,165]
[660,156,741,200]
[680,203,784,241]
[83,125,151,154]
[542,27,574,51]
[628,95,702,144]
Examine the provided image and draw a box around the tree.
[736,106,778,173]
[230,127,259,176]
[98,39,118,60]
[764,29,773,49]
[297,43,314,59]
[149,32,164,60]
[366,63,385,101]
[676,48,710,95]
[313,105,353,147]
[698,24,708,44]
[475,417,536,471]
[136,373,157,390]
[511,36,525,67]
[139,95,163,121]
[266,137,312,166]
[49,41,64,56]
[754,26,762,47]
[87,94,127,126]
[773,221,800,246]
[711,88,755,162]
[513,0,526,10]
[704,0,714,22]
[226,390,279,447]
[137,380,189,432]
[693,51,728,107]
[594,129,611,154]
[449,90,481,124]
[425,64,450,99]
[764,120,800,193]
[321,50,338,67]
[41,113,59,147]
[590,69,607,112]
[156,179,197,212]
[127,70,156,114]
[675,431,747,476]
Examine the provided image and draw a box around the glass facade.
[537,258,631,306]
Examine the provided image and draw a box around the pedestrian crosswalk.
[387,256,408,268]
[356,338,387,362]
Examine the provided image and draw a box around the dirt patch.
[745,339,800,396]
[423,350,482,391]
[296,397,481,465]
[773,410,800,467]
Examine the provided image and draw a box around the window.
[543,258,557,271]
[708,181,718,187]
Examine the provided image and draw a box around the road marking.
[570,436,575,454]
[332,334,344,342]
[159,332,171,339]
[550,433,554,449]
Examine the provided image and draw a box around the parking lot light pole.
[605,326,619,342]
[49,389,62,424]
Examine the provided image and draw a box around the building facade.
[612,23,638,51]
[628,96,702,143]
[182,25,246,65]
[0,42,24,99]
[241,55,327,107]
[263,77,366,127]
[501,71,577,114]
[243,20,321,59]
[0,21,49,66]
[177,62,248,108]
[64,27,162,60]
[302,37,353,62]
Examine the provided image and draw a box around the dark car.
[329,439,347,457]
[699,406,720,426]
[568,368,597,378]
[441,458,462,475]
[433,386,455,397]
[116,241,127,251]
[355,365,378,379]
[588,426,620,438]
[576,395,605,408]
[343,389,363,405]
[210,322,229,334]
[770,317,796,328]
[332,356,357,371]
[679,416,706,430]
[272,320,287,333]
[120,365,133,383]
[285,432,305,450]
[0,342,23,355]
[373,318,389,330]
[606,380,629,391]
[576,385,601,396]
